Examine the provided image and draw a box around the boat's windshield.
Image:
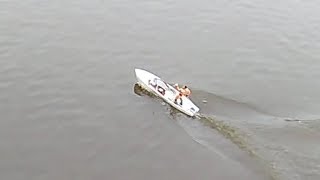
[154,78,170,90]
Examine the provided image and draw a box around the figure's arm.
[175,84,186,95]
[174,83,181,90]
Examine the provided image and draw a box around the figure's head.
[183,85,187,89]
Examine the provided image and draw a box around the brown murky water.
[1,0,320,179]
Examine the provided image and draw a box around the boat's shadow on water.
[133,83,184,119]
[133,83,152,97]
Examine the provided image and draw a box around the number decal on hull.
[148,79,165,95]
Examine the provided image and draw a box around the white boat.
[134,68,200,117]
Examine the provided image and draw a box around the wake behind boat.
[134,68,200,117]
